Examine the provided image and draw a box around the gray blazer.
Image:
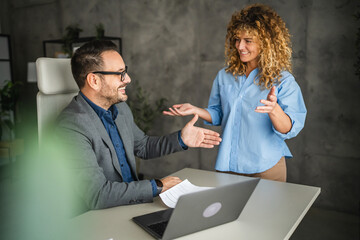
[56,94,183,213]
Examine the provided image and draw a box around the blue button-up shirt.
[205,68,306,174]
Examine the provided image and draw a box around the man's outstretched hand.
[181,114,222,148]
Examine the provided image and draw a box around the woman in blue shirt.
[163,4,306,182]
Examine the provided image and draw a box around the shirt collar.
[80,91,118,120]
[247,68,259,77]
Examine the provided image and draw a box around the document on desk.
[159,179,213,208]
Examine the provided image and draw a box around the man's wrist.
[154,179,163,195]
[151,179,163,196]
[178,130,188,150]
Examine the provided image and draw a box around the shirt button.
[121,164,124,167]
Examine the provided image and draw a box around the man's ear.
[86,73,101,91]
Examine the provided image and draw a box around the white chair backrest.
[36,57,79,146]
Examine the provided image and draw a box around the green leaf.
[4,119,14,130]
[127,83,168,134]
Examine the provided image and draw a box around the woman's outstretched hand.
[163,103,196,117]
[163,103,213,123]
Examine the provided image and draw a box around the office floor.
[0,162,359,240]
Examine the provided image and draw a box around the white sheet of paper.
[159,179,213,208]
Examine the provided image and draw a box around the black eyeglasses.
[92,66,128,82]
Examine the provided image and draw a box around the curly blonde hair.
[225,4,292,89]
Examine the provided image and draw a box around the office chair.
[36,58,79,147]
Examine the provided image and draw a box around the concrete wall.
[1,0,359,215]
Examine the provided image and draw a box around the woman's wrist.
[198,108,212,123]
[193,106,201,115]
[268,104,292,133]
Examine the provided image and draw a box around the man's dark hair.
[71,40,118,89]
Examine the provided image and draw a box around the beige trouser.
[217,157,287,182]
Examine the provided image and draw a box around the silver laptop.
[132,178,260,240]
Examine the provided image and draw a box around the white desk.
[64,168,320,240]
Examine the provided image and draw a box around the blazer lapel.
[77,95,123,177]
[114,105,138,180]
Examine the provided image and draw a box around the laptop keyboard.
[148,221,169,236]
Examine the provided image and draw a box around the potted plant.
[127,82,167,134]
[127,82,167,179]
[95,23,105,39]
[0,80,22,141]
[62,24,83,57]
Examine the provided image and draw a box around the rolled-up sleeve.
[204,74,223,126]
[273,75,307,139]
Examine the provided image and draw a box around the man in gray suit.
[56,40,221,213]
